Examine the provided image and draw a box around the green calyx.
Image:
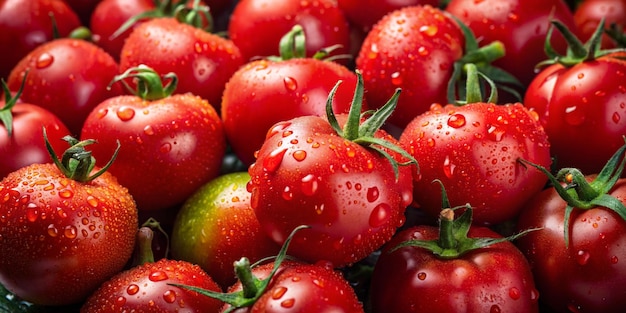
[519,141,626,247]
[267,24,350,62]
[0,73,28,137]
[538,18,626,69]
[111,65,178,101]
[326,71,418,180]
[111,0,214,40]
[447,15,523,105]
[169,225,309,312]
[44,129,120,183]
[390,180,538,259]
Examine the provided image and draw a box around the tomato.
[445,0,578,87]
[63,0,101,25]
[0,79,71,179]
[81,66,226,211]
[516,143,626,312]
[221,25,364,166]
[524,21,626,174]
[0,135,138,306]
[6,38,123,136]
[574,0,626,49]
[355,5,466,128]
[399,100,552,225]
[228,0,352,63]
[337,0,440,33]
[370,208,540,312]
[0,0,82,80]
[171,172,280,288]
[119,16,243,110]
[247,74,415,267]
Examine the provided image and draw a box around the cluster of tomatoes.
[2,0,626,312]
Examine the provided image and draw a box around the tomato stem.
[0,72,28,137]
[134,227,155,265]
[111,65,178,100]
[438,208,457,250]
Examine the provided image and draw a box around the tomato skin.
[399,102,551,225]
[515,177,626,312]
[370,226,539,312]
[0,0,82,80]
[81,93,226,211]
[119,17,244,110]
[224,261,364,313]
[337,0,440,32]
[228,0,351,63]
[171,172,280,288]
[221,58,362,166]
[7,38,123,136]
[574,0,626,49]
[81,258,223,312]
[0,103,71,179]
[524,52,626,174]
[248,115,414,268]
[0,164,138,306]
[356,5,465,128]
[445,0,577,87]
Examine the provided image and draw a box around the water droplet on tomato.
[283,76,298,91]
[369,203,391,227]
[127,284,139,295]
[314,204,325,215]
[160,143,172,153]
[115,296,126,306]
[447,113,466,128]
[95,108,108,119]
[443,156,456,178]
[64,225,77,239]
[613,112,621,124]
[280,298,295,308]
[87,196,98,208]
[312,279,325,288]
[292,150,307,161]
[564,106,586,126]
[391,72,403,85]
[490,305,501,313]
[149,270,169,282]
[47,224,58,237]
[116,106,135,121]
[26,204,39,222]
[36,53,54,69]
[576,250,590,265]
[419,25,438,36]
[144,125,155,135]
[417,46,429,56]
[263,148,287,173]
[367,43,379,59]
[487,125,505,142]
[611,255,619,264]
[281,186,293,200]
[417,272,427,280]
[59,189,73,199]
[508,287,521,300]
[366,187,380,202]
[163,290,176,303]
[272,286,287,299]
[567,303,582,313]
[530,288,539,301]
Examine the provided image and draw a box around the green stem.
[438,209,457,250]
[234,258,258,299]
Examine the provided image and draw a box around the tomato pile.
[1,0,626,312]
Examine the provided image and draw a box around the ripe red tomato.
[171,172,280,288]
[228,0,352,63]
[247,76,415,267]
[0,136,138,306]
[81,67,226,211]
[7,38,123,136]
[574,0,626,49]
[119,16,244,110]
[337,0,440,32]
[0,0,82,80]
[445,0,578,87]
[355,5,465,128]
[370,209,540,312]
[399,102,551,225]
[81,258,223,312]
[515,145,626,312]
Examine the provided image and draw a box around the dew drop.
[530,288,539,301]
[64,225,77,239]
[127,284,140,295]
[143,125,155,135]
[194,42,203,53]
[367,43,379,59]
[443,156,456,178]
[272,286,288,299]
[26,204,38,222]
[312,279,325,288]
[613,112,621,124]
[47,224,58,237]
[263,148,288,173]
[116,106,136,121]
[366,187,380,202]
[419,24,438,36]
[292,150,307,161]
[576,250,590,265]
[163,290,176,303]
[115,296,126,306]
[487,125,505,142]
[447,113,466,128]
[87,196,99,208]
[390,72,403,85]
[509,287,521,300]
[280,298,295,308]
[427,138,435,147]
[149,270,169,282]
[95,108,108,119]
[417,46,429,56]
[369,203,391,227]
[160,143,172,153]
[564,106,586,126]
[490,305,501,313]
[417,272,427,280]
[59,189,73,199]
[283,76,298,91]
[36,53,54,69]
[611,255,619,264]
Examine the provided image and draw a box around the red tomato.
[81,258,223,312]
[0,137,138,306]
[355,5,465,128]
[0,0,82,80]
[119,16,244,110]
[337,0,440,32]
[228,0,352,63]
[445,0,578,87]
[370,210,540,312]
[574,0,626,49]
[7,38,123,136]
[81,69,226,211]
